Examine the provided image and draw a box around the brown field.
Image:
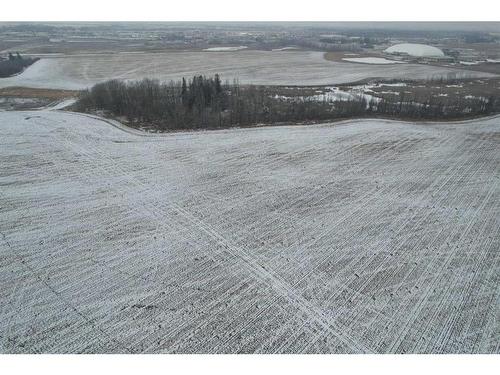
[0,86,79,100]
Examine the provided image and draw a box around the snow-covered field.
[0,110,499,353]
[0,51,494,90]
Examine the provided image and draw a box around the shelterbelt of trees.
[75,75,500,130]
[0,53,39,78]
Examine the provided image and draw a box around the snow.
[274,87,380,108]
[385,43,445,57]
[342,57,406,65]
[464,95,488,101]
[310,87,380,106]
[271,47,299,51]
[459,61,481,66]
[0,51,493,90]
[1,109,499,353]
[345,82,408,95]
[378,91,400,95]
[203,46,248,51]
[0,97,34,104]
[47,98,77,110]
[379,83,407,87]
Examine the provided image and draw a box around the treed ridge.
[75,75,500,130]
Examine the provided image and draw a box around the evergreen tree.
[181,77,187,100]
[215,74,222,95]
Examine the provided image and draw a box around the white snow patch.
[342,57,406,65]
[0,97,35,104]
[459,61,481,66]
[274,87,380,108]
[271,47,299,51]
[465,95,488,101]
[49,98,77,110]
[203,46,248,52]
[379,83,407,87]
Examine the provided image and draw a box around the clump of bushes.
[0,52,39,78]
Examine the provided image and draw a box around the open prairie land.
[0,51,495,90]
[0,109,499,353]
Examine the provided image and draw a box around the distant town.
[1,22,499,74]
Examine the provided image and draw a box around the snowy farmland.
[0,50,495,90]
[0,109,499,353]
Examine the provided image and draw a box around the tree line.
[0,52,39,78]
[75,75,500,131]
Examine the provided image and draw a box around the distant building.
[384,43,445,57]
[383,43,454,62]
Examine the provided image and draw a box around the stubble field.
[0,50,495,90]
[0,109,499,353]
